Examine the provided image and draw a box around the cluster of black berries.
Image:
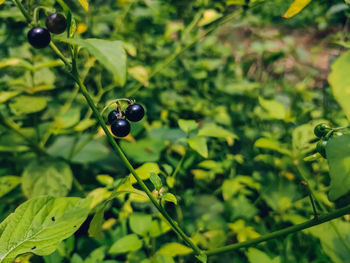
[108,101,145,138]
[27,13,67,49]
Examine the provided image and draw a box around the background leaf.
[283,0,312,18]
[22,160,73,198]
[329,50,350,121]
[59,38,126,86]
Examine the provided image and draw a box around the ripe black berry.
[108,110,124,125]
[45,13,67,34]
[111,119,130,137]
[27,27,51,49]
[125,103,145,122]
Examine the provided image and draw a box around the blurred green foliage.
[1,0,350,262]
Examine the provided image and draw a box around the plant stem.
[205,204,350,256]
[13,0,32,24]
[309,194,318,220]
[71,64,202,255]
[49,42,71,69]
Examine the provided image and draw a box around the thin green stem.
[171,149,186,179]
[13,0,31,24]
[49,42,71,69]
[205,204,350,256]
[71,64,202,255]
[309,194,318,220]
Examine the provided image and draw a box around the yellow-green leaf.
[283,0,312,18]
[129,162,160,184]
[329,50,350,121]
[0,0,5,5]
[77,0,89,12]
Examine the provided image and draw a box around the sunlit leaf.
[283,0,312,18]
[109,234,142,255]
[188,136,208,158]
[0,176,21,198]
[329,50,350,121]
[77,0,89,12]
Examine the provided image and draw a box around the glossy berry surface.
[316,139,328,158]
[314,123,331,138]
[108,110,124,125]
[46,13,67,34]
[111,119,130,137]
[125,103,145,122]
[27,27,51,49]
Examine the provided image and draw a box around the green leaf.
[22,160,73,198]
[54,107,81,129]
[129,162,160,184]
[198,123,237,140]
[188,136,208,158]
[0,91,19,103]
[254,138,292,156]
[247,248,281,263]
[258,97,286,120]
[305,220,350,263]
[178,119,198,133]
[150,172,162,191]
[109,234,142,255]
[326,134,350,200]
[96,175,114,186]
[0,176,21,198]
[120,139,166,163]
[88,205,106,238]
[198,9,223,27]
[0,196,90,263]
[77,0,88,12]
[292,120,327,156]
[59,38,126,86]
[149,220,171,238]
[129,213,152,236]
[283,0,312,18]
[157,243,192,257]
[195,254,207,263]
[329,50,350,121]
[161,193,177,206]
[9,95,47,115]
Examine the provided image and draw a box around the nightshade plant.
[1,0,350,262]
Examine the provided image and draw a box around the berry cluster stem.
[71,63,203,256]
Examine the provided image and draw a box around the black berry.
[314,123,331,138]
[125,103,145,122]
[111,119,130,137]
[46,13,67,34]
[27,27,51,49]
[108,110,124,125]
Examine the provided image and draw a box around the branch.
[71,63,202,255]
[205,204,350,256]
